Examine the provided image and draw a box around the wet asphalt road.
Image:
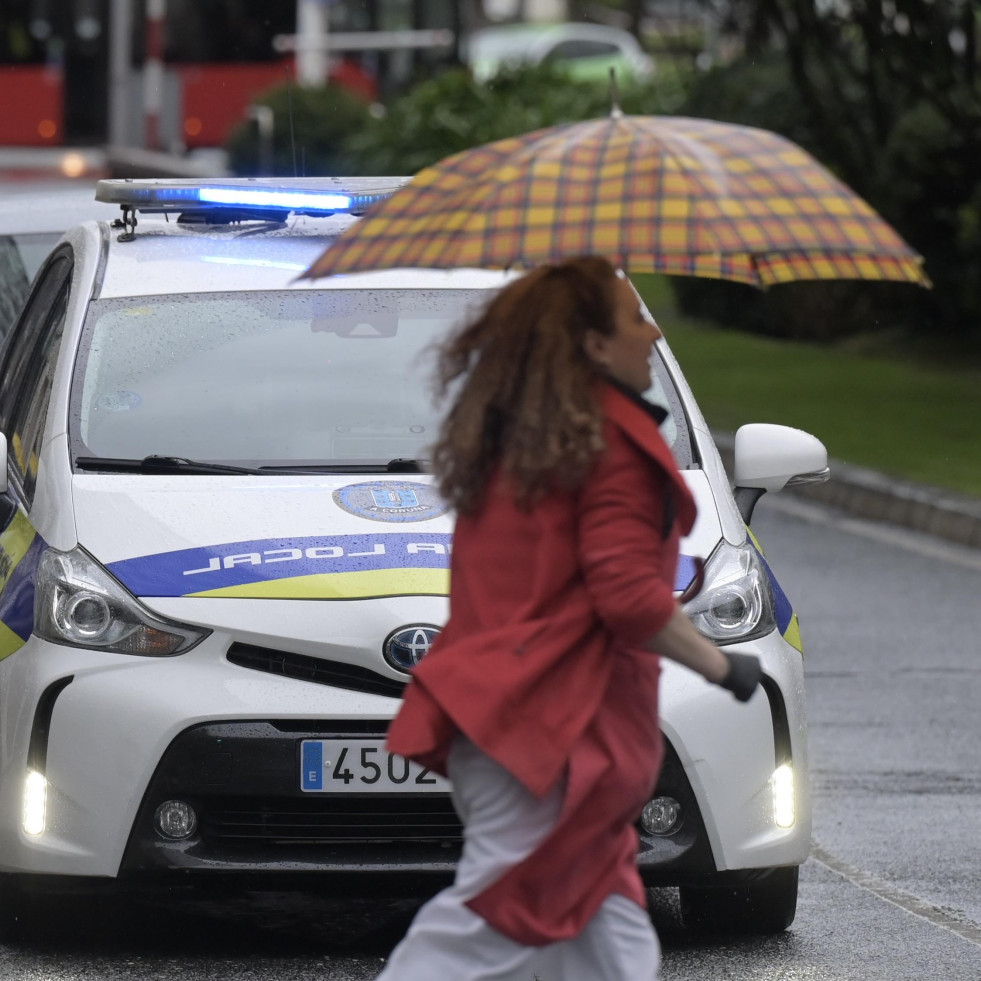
[1,493,979,980]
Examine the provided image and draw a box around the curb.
[712,432,981,550]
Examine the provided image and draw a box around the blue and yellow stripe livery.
[106,534,704,602]
[747,528,804,654]
[0,510,45,659]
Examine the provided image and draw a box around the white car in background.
[467,22,655,83]
[0,178,825,937]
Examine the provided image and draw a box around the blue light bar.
[95,178,409,219]
[197,187,352,211]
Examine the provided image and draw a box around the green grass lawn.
[632,275,981,498]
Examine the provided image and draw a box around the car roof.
[90,214,515,299]
[0,182,118,235]
[468,22,641,56]
[42,179,514,298]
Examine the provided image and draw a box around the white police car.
[0,178,827,934]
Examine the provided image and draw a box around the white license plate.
[300,739,451,793]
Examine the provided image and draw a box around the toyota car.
[0,178,828,935]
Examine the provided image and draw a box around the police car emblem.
[384,624,441,672]
[334,481,448,523]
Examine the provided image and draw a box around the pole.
[247,105,275,176]
[144,0,166,148]
[109,0,134,146]
[296,0,330,88]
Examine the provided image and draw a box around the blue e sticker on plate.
[301,741,324,791]
[333,481,449,523]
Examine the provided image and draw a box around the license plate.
[300,739,451,793]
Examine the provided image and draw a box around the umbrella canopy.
[302,114,929,288]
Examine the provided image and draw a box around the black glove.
[719,651,762,702]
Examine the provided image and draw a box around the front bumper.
[0,621,808,882]
[120,720,715,880]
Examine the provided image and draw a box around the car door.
[0,248,73,659]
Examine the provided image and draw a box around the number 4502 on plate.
[301,739,451,793]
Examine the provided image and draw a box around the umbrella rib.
[619,118,648,272]
[654,124,732,200]
[644,121,728,260]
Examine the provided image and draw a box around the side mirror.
[0,434,7,495]
[733,423,829,523]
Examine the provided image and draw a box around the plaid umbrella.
[302,114,929,288]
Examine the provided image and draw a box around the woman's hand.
[644,604,762,702]
[718,651,763,702]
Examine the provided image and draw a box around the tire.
[679,865,799,935]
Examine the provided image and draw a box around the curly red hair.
[431,256,620,515]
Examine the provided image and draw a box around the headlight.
[34,547,209,656]
[683,541,776,644]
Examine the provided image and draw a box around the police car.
[0,178,827,935]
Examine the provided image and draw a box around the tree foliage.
[677,0,981,346]
[225,82,373,178]
[339,63,688,176]
[738,0,978,193]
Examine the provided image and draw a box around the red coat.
[386,383,697,945]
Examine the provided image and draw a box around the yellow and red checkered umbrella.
[302,114,929,288]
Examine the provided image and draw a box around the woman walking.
[377,256,761,981]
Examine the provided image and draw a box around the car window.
[0,232,60,345]
[70,289,694,469]
[468,30,538,60]
[545,40,623,60]
[0,251,72,429]
[1,253,72,505]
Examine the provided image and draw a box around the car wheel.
[679,865,799,934]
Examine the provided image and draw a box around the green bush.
[339,63,688,176]
[225,82,373,177]
[679,56,817,152]
[672,56,981,353]
[873,95,981,348]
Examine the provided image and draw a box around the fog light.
[772,764,795,828]
[641,796,681,836]
[154,800,198,840]
[23,770,47,836]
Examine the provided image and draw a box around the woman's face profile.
[585,278,662,394]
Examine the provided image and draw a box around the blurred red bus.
[0,2,377,149]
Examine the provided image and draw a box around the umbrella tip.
[608,68,623,119]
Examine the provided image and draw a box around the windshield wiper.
[386,458,430,473]
[259,458,431,474]
[74,456,432,475]
[74,455,266,475]
[258,459,431,474]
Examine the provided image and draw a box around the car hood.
[72,470,724,609]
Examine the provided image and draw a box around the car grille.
[226,642,406,698]
[200,794,462,844]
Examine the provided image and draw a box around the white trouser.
[375,736,660,981]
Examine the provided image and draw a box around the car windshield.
[70,289,693,469]
[0,232,60,342]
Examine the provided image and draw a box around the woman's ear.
[583,329,609,367]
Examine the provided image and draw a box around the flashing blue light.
[95,178,408,219]
[197,187,353,212]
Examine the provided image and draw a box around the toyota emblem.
[383,624,441,672]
